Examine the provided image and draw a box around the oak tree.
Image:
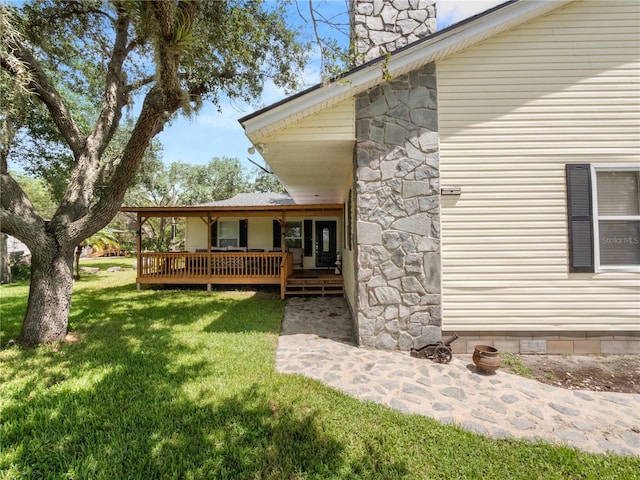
[0,0,308,345]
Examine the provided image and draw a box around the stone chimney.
[350,0,437,66]
[351,0,442,351]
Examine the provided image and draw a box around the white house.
[237,0,640,354]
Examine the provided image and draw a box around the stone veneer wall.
[350,0,437,65]
[354,63,440,350]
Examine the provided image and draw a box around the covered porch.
[121,199,344,299]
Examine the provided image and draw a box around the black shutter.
[239,219,248,247]
[566,164,594,272]
[303,219,313,256]
[272,220,281,249]
[210,220,218,247]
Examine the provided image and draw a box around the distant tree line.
[116,154,285,252]
[4,154,285,261]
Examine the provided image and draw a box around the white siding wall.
[261,100,355,143]
[185,217,208,251]
[249,218,274,252]
[437,0,640,331]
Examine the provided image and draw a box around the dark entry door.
[315,221,337,268]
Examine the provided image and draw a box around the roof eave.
[239,0,574,141]
[120,203,345,217]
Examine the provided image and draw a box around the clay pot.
[472,345,501,373]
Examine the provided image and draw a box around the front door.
[315,221,337,268]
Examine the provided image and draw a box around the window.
[566,164,640,273]
[218,221,238,248]
[284,221,302,249]
[593,168,640,271]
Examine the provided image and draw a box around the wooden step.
[285,277,344,296]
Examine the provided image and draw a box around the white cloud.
[437,0,505,29]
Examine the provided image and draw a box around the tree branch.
[0,40,86,156]
[67,85,170,243]
[0,173,51,254]
[125,75,156,94]
[87,4,131,157]
[55,8,137,230]
[153,1,191,100]
[58,1,195,243]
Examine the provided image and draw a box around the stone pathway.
[276,297,640,456]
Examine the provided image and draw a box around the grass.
[500,353,533,378]
[1,258,638,479]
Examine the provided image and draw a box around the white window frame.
[591,164,640,273]
[218,220,239,248]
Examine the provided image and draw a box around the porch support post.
[280,211,287,299]
[281,211,286,250]
[207,212,212,291]
[136,214,142,290]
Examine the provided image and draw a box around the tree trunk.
[0,233,11,284]
[18,248,74,346]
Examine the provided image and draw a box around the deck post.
[136,214,142,284]
[279,252,293,300]
[207,213,212,291]
[281,211,286,249]
[280,254,286,300]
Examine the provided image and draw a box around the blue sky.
[156,0,504,172]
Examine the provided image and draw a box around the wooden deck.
[136,252,343,298]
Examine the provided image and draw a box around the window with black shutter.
[566,163,640,273]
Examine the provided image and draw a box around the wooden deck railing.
[137,251,287,285]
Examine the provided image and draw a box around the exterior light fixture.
[441,187,462,195]
[247,143,268,155]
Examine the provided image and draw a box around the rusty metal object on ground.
[410,334,458,363]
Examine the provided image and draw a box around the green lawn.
[1,258,638,479]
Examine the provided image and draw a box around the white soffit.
[241,0,575,142]
[259,139,354,204]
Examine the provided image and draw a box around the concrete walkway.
[276,297,640,456]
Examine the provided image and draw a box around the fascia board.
[241,0,574,141]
